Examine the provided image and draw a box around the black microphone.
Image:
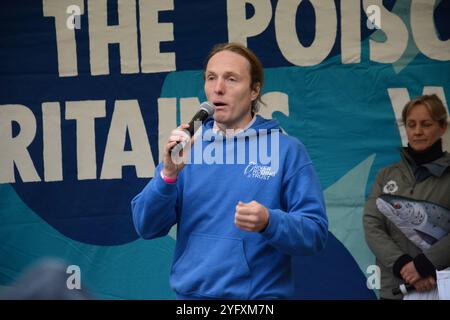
[392,283,415,295]
[185,101,215,137]
[170,101,215,152]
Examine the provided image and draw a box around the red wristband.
[160,170,177,184]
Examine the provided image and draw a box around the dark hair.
[204,43,264,113]
[402,94,448,128]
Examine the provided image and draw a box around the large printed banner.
[0,0,449,299]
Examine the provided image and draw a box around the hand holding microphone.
[163,123,192,179]
[400,261,421,285]
[163,102,215,179]
[392,276,437,295]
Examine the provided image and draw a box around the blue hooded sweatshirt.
[131,115,328,299]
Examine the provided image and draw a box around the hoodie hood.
[202,115,281,141]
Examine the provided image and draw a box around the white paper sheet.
[437,268,450,300]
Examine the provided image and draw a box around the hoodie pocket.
[171,233,251,299]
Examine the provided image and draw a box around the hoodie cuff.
[152,167,177,197]
[260,209,281,240]
[393,254,413,278]
[414,253,436,278]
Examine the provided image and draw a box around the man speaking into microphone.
[131,43,328,300]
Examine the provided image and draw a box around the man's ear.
[251,82,261,100]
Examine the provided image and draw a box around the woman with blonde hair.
[364,94,450,299]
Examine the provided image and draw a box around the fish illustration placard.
[376,195,450,250]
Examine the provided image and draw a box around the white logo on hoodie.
[244,162,276,180]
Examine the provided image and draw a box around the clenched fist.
[235,201,269,232]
